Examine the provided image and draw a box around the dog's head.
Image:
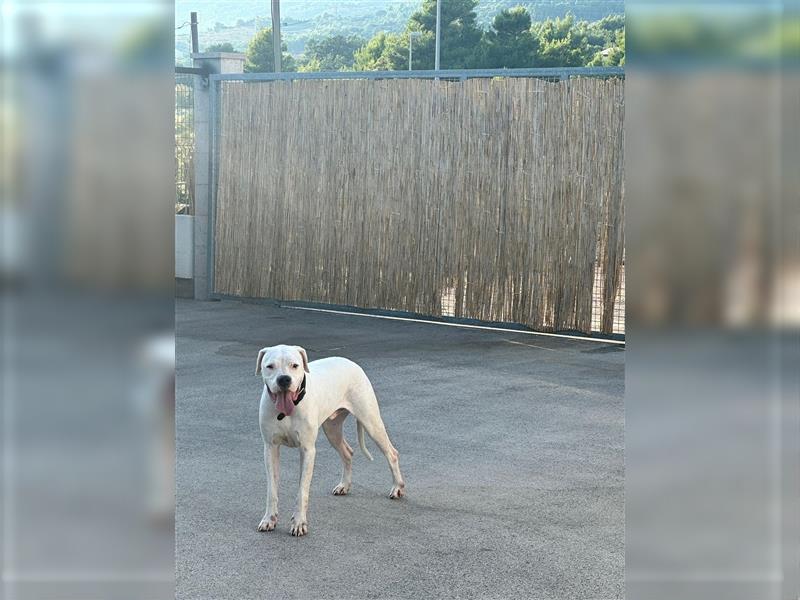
[255,344,310,417]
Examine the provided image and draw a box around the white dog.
[255,344,405,536]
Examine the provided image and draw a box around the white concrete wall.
[175,215,194,278]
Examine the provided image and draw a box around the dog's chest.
[267,420,302,448]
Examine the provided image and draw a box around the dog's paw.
[257,514,278,532]
[389,483,405,500]
[332,482,351,496]
[289,516,308,537]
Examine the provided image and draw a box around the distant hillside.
[175,0,623,64]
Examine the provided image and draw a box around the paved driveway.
[176,299,624,599]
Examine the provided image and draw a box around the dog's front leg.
[257,443,280,531]
[290,445,316,537]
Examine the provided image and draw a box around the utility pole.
[434,0,441,71]
[190,12,199,54]
[271,0,282,72]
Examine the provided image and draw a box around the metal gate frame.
[206,66,625,338]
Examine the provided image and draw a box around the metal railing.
[210,66,624,83]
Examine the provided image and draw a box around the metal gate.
[175,72,194,215]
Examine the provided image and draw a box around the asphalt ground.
[176,298,624,600]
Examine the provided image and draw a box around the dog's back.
[309,356,373,398]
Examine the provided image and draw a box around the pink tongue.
[276,390,298,416]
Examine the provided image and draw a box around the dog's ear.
[296,346,310,373]
[255,347,269,376]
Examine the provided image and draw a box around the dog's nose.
[276,375,292,389]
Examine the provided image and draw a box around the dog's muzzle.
[269,375,307,419]
[269,387,299,417]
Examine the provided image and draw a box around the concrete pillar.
[191,52,245,300]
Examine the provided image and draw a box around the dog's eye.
[266,364,275,370]
[290,363,299,369]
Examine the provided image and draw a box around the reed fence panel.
[214,77,624,334]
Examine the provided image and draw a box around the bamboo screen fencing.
[214,76,624,334]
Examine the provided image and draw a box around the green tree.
[205,42,236,52]
[593,14,625,38]
[480,6,538,68]
[588,28,625,65]
[298,57,323,72]
[301,35,365,71]
[245,27,296,72]
[353,31,409,71]
[408,0,483,69]
[355,0,486,71]
[338,6,625,72]
[531,14,593,67]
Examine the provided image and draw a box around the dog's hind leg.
[322,409,353,496]
[356,412,405,500]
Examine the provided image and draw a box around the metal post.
[191,54,245,300]
[271,0,282,73]
[434,0,441,71]
[190,12,198,54]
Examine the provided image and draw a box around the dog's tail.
[356,420,374,461]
